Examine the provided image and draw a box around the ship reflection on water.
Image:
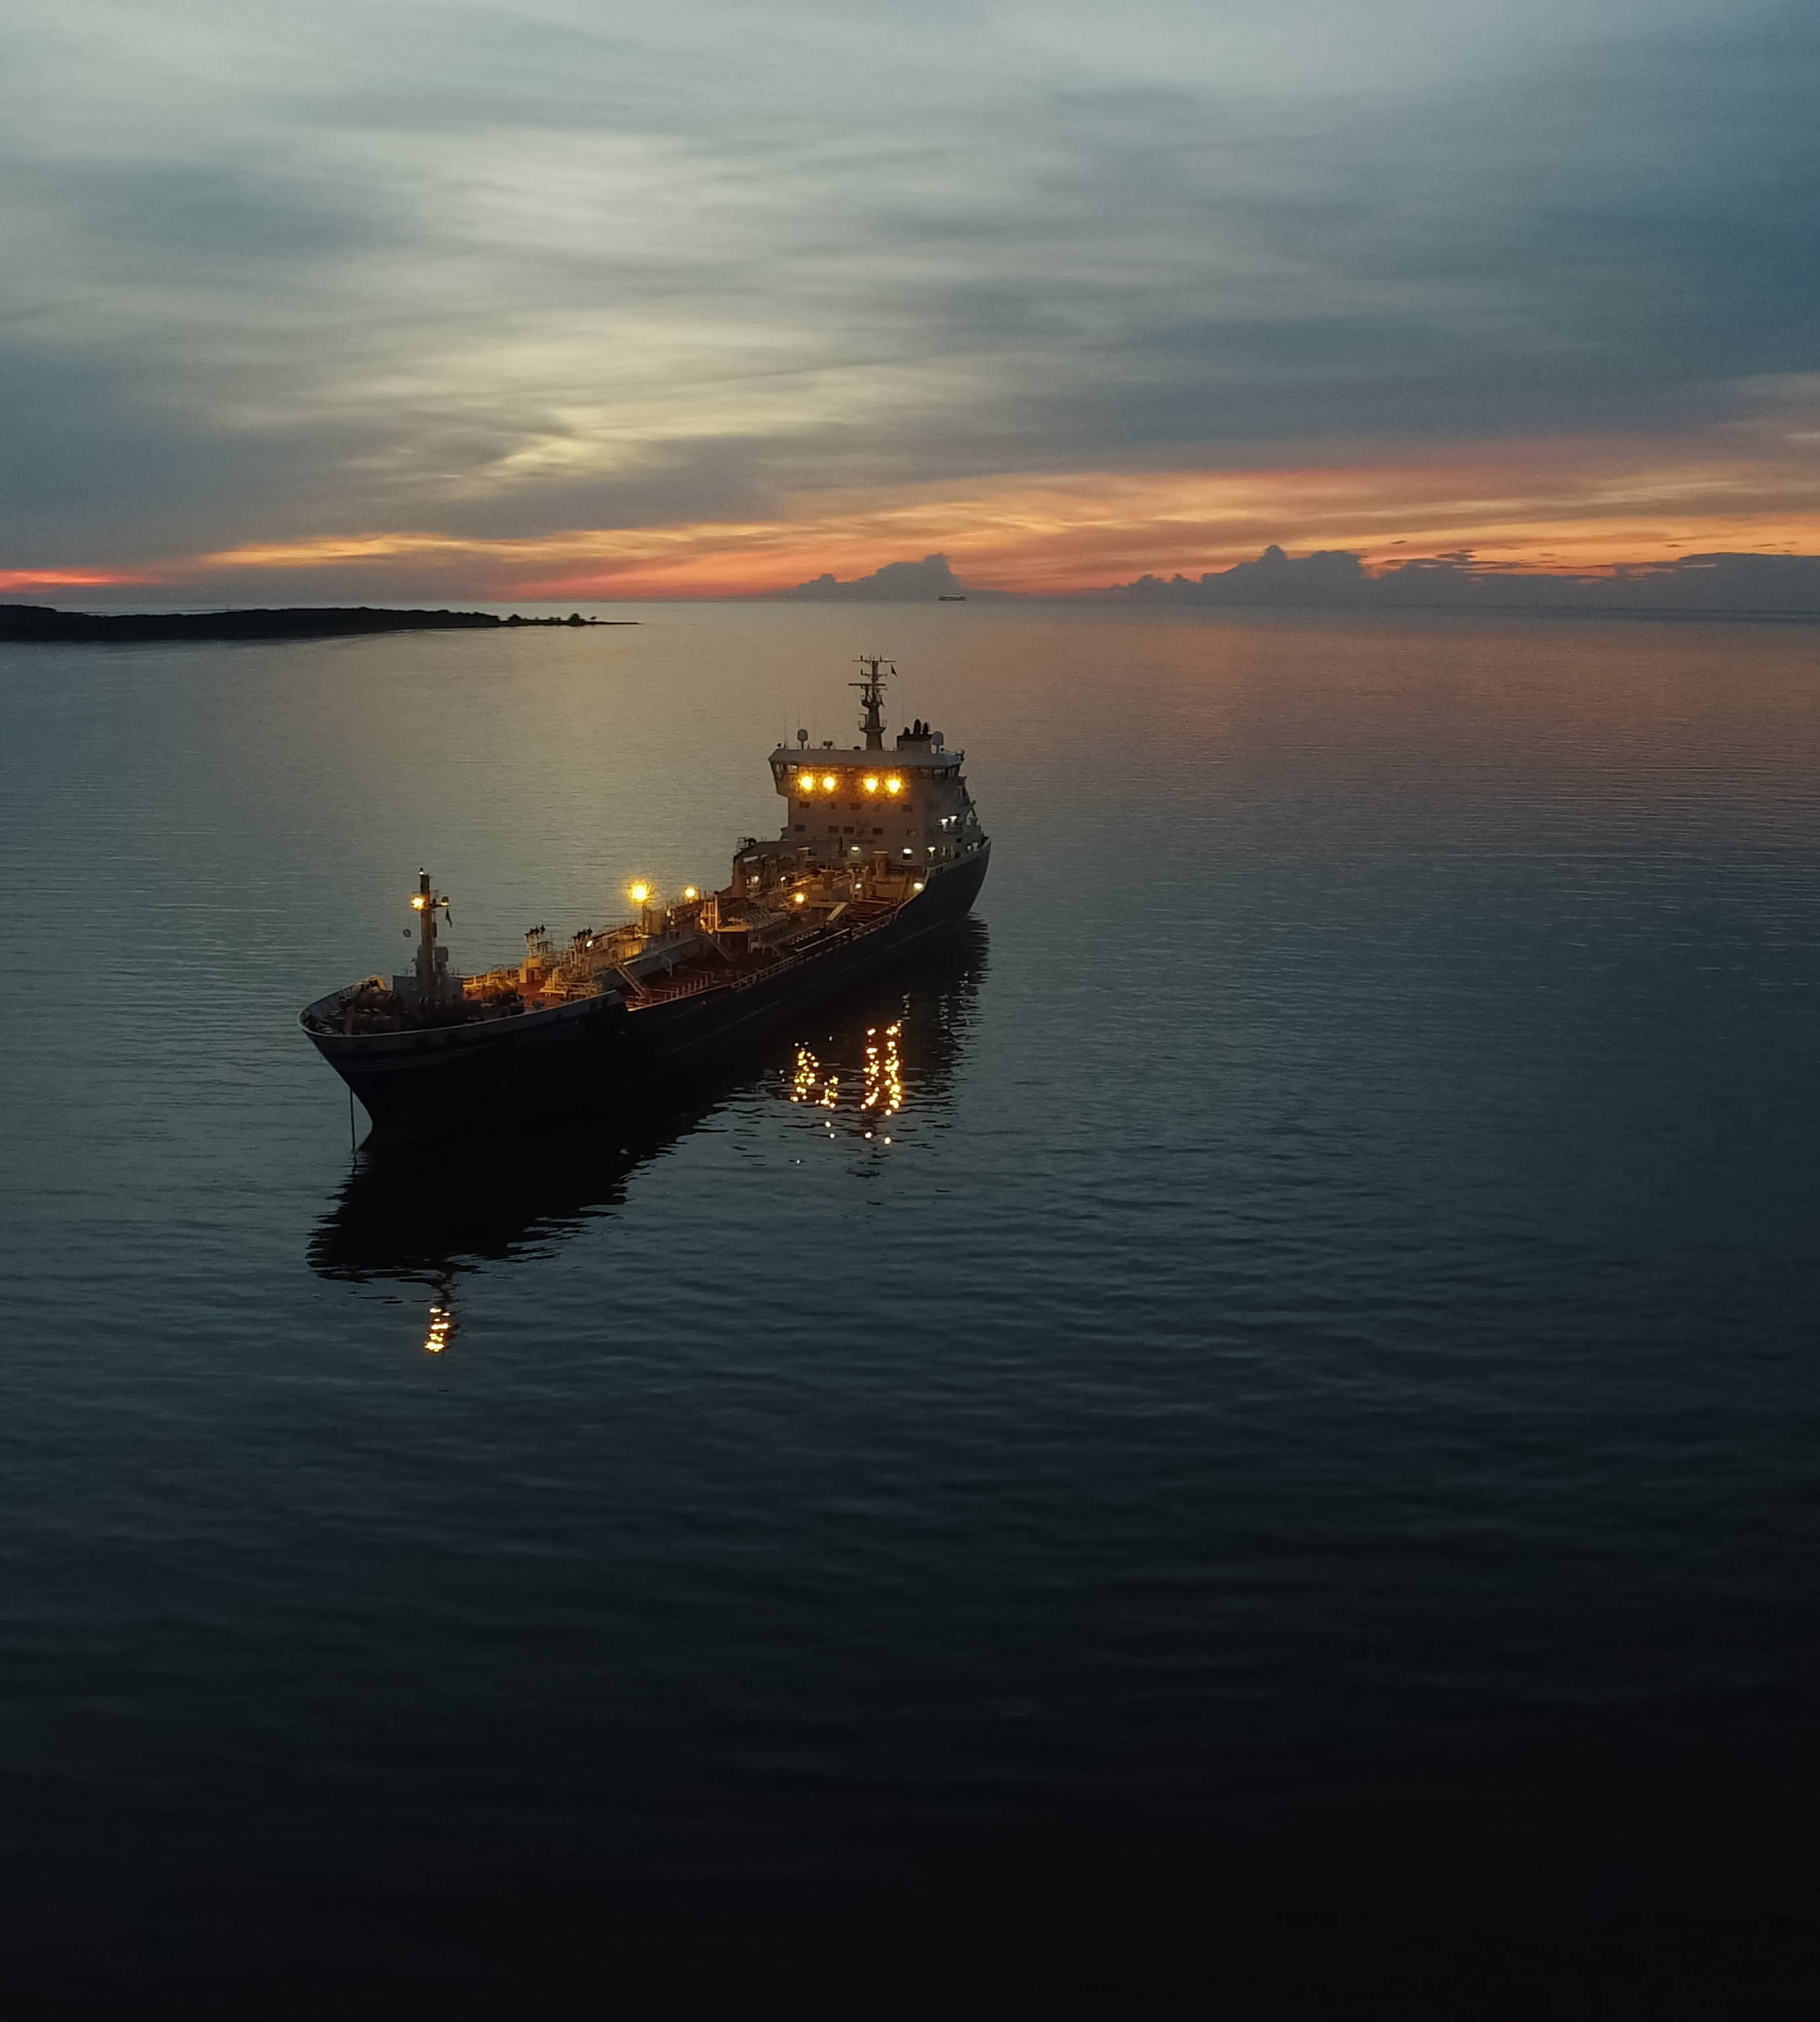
[309,920,986,1308]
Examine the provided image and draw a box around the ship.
[309,921,986,1284]
[300,658,990,1141]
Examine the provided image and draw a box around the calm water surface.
[4,603,1820,1998]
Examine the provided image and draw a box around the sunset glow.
[5,3,1818,607]
[137,427,1820,599]
[0,570,153,593]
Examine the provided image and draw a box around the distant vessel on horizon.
[300,658,990,1141]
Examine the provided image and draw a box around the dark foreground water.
[5,603,1820,2009]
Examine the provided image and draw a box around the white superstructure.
[738,657,989,889]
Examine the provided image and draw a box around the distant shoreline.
[0,605,638,644]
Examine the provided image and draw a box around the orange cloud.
[0,568,153,591]
[78,430,1820,598]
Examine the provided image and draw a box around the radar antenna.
[851,656,893,751]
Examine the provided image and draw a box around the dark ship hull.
[303,847,988,1142]
[310,920,987,1280]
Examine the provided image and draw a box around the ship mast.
[851,656,893,751]
[410,868,452,1000]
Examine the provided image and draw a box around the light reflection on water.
[792,1018,905,1137]
[5,605,1820,1995]
[422,1297,455,1356]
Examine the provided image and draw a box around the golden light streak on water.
[861,1021,904,1120]
[794,1019,906,1142]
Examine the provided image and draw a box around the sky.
[4,0,1819,601]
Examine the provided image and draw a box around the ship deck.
[618,897,901,1007]
[302,877,944,1042]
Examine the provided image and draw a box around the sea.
[4,601,1820,2008]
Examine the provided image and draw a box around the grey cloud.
[1101,546,1820,614]
[1,0,1817,563]
[428,437,781,540]
[10,161,389,275]
[775,554,992,600]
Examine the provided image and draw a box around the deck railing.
[627,905,898,1009]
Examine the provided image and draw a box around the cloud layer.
[4,2,1818,593]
